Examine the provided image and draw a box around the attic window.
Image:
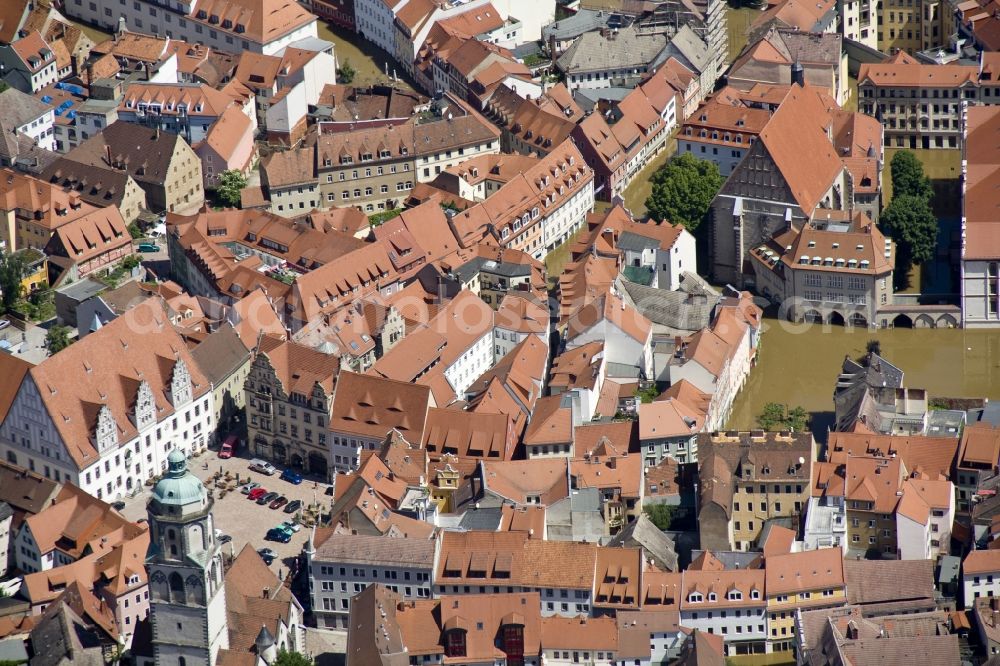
[196,9,207,18]
[222,19,232,29]
[729,590,742,600]
[708,592,717,602]
[236,23,246,33]
[208,14,219,23]
[688,592,703,603]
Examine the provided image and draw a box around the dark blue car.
[280,469,303,484]
[266,527,291,543]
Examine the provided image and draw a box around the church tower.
[147,450,229,665]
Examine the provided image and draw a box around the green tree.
[643,503,677,531]
[216,170,248,207]
[44,325,72,355]
[337,60,356,84]
[273,651,314,666]
[127,222,143,239]
[635,384,659,404]
[644,153,724,232]
[879,194,938,285]
[787,406,809,432]
[0,251,27,313]
[866,339,882,356]
[890,150,932,200]
[756,403,809,431]
[756,402,787,430]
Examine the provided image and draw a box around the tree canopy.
[273,651,314,666]
[890,150,932,200]
[45,325,72,355]
[337,60,356,85]
[643,503,677,531]
[0,251,27,313]
[216,170,248,207]
[644,153,724,232]
[756,402,809,432]
[879,193,938,285]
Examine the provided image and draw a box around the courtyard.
[119,447,334,576]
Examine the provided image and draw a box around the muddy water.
[727,317,1000,430]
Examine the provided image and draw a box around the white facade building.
[802,496,848,553]
[305,533,434,629]
[678,571,768,655]
[964,550,1000,608]
[62,0,318,55]
[0,301,214,501]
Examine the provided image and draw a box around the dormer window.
[708,593,717,602]
[751,589,760,599]
[728,590,742,600]
[688,592,703,603]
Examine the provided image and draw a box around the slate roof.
[557,25,667,74]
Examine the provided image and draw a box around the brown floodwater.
[727,317,1000,429]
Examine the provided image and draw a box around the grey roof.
[55,278,106,303]
[314,533,435,567]
[453,256,532,285]
[617,231,661,252]
[665,24,711,75]
[568,487,604,512]
[617,276,718,333]
[191,324,250,386]
[458,506,504,530]
[937,555,960,585]
[606,361,643,378]
[542,10,612,41]
[833,353,904,431]
[842,559,936,606]
[557,25,668,74]
[0,501,12,522]
[573,86,633,113]
[28,603,105,666]
[608,514,679,571]
[925,410,966,437]
[0,88,50,128]
[970,401,1000,427]
[689,550,761,569]
[0,638,27,663]
[41,157,137,209]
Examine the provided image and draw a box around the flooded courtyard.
[728,317,1000,430]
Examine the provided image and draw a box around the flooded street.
[728,317,1000,430]
[315,21,417,92]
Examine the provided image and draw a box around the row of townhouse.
[859,51,1000,151]
[445,140,595,261]
[0,298,217,501]
[805,431,959,558]
[317,524,858,658]
[61,0,319,55]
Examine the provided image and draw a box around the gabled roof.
[23,299,209,469]
[756,83,845,214]
[329,371,431,441]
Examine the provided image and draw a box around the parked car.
[241,482,261,495]
[111,500,126,511]
[0,319,10,331]
[258,547,278,563]
[269,496,288,510]
[257,491,279,505]
[280,521,301,533]
[219,434,239,459]
[137,242,159,252]
[265,528,291,544]
[218,534,233,544]
[249,459,277,476]
[280,469,303,484]
[248,487,268,501]
[283,499,302,514]
[272,524,294,538]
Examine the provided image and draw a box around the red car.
[219,434,238,459]
[248,487,268,501]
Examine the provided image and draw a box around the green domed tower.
[146,450,229,665]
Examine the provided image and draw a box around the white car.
[280,521,301,533]
[248,459,277,476]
